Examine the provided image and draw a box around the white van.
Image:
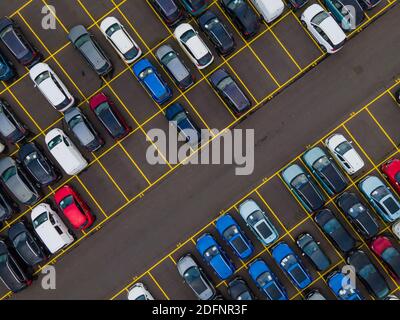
[31,203,74,254]
[45,128,88,176]
[251,0,285,23]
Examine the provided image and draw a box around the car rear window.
[265,283,283,300]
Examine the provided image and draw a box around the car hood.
[319,17,346,45]
[239,200,259,220]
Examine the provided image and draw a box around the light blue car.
[358,175,400,222]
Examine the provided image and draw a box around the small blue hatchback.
[327,271,364,300]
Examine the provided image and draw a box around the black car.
[287,0,309,9]
[198,10,235,56]
[0,240,31,293]
[165,103,201,147]
[220,0,260,39]
[0,99,28,144]
[17,142,60,187]
[209,68,251,115]
[227,277,254,300]
[8,221,46,267]
[347,250,389,299]
[356,0,381,9]
[0,17,41,67]
[296,233,331,271]
[337,192,380,239]
[150,0,184,26]
[315,209,356,253]
[0,189,17,223]
[395,89,400,104]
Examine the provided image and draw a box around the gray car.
[177,254,216,300]
[0,99,28,144]
[0,157,40,206]
[156,45,194,90]
[68,25,113,76]
[64,107,104,152]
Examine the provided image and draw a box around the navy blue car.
[196,233,235,280]
[0,52,15,81]
[271,242,312,290]
[215,214,254,260]
[133,59,173,104]
[327,270,364,300]
[248,259,287,300]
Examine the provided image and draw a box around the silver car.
[0,157,40,205]
[156,45,194,90]
[177,254,216,300]
[68,25,113,76]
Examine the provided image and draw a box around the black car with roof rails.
[296,233,331,272]
[347,250,389,299]
[315,209,356,253]
[337,192,380,239]
[0,99,28,144]
[150,0,184,26]
[227,277,254,300]
[198,10,236,56]
[0,188,18,223]
[8,221,47,267]
[287,0,309,9]
[17,142,60,187]
[220,0,260,39]
[0,239,31,293]
[0,17,41,67]
[209,68,251,115]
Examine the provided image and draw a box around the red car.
[381,158,400,194]
[54,185,95,230]
[371,235,400,281]
[89,93,131,140]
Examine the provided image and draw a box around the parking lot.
[0,0,399,300]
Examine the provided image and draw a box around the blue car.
[248,259,287,300]
[196,233,235,280]
[327,271,364,300]
[215,214,254,260]
[0,52,15,81]
[271,242,312,290]
[132,59,173,104]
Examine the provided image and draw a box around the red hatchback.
[89,93,131,140]
[371,235,400,281]
[381,158,400,194]
[54,185,94,230]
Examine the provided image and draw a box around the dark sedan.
[0,240,31,293]
[0,99,28,144]
[0,189,17,223]
[17,142,60,187]
[209,68,251,115]
[150,0,184,26]
[287,0,309,9]
[315,209,356,253]
[347,250,389,299]
[8,221,46,267]
[220,0,260,38]
[64,107,104,152]
[337,192,380,239]
[356,0,381,9]
[296,233,331,271]
[0,17,41,67]
[89,93,131,140]
[198,10,235,56]
[227,277,254,300]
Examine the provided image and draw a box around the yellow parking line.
[342,125,376,166]
[8,0,34,18]
[148,272,170,300]
[75,176,108,218]
[366,107,399,150]
[118,142,152,185]
[290,11,325,53]
[388,90,400,105]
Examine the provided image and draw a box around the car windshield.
[205,18,220,30]
[371,186,388,201]
[23,151,38,165]
[313,156,330,171]
[349,203,365,218]
[105,23,121,37]
[0,253,7,265]
[227,0,243,10]
[304,241,318,256]
[34,71,50,85]
[222,225,238,240]
[217,77,233,91]
[135,295,146,300]
[359,264,375,279]
[59,195,74,210]
[161,52,176,65]
[395,172,400,184]
[382,247,400,267]
[14,232,27,248]
[33,212,48,228]
[74,34,90,48]
[138,67,153,80]
[257,272,272,287]
[68,114,83,129]
[94,102,110,116]
[311,11,329,25]
[324,219,340,233]
[248,210,263,224]
[180,30,195,43]
[184,267,208,294]
[204,245,219,262]
[335,141,352,155]
[291,174,308,189]
[173,111,187,123]
[47,135,63,150]
[1,166,16,183]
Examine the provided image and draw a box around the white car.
[325,133,364,175]
[174,23,214,70]
[29,62,75,112]
[0,142,5,153]
[127,283,154,300]
[45,128,88,176]
[100,16,142,64]
[301,4,347,54]
[251,0,284,23]
[392,220,400,240]
[31,203,74,254]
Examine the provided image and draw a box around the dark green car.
[324,0,364,31]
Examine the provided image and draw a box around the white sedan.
[301,4,346,54]
[29,62,75,112]
[174,23,214,70]
[325,133,364,175]
[100,16,142,64]
[127,283,154,300]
